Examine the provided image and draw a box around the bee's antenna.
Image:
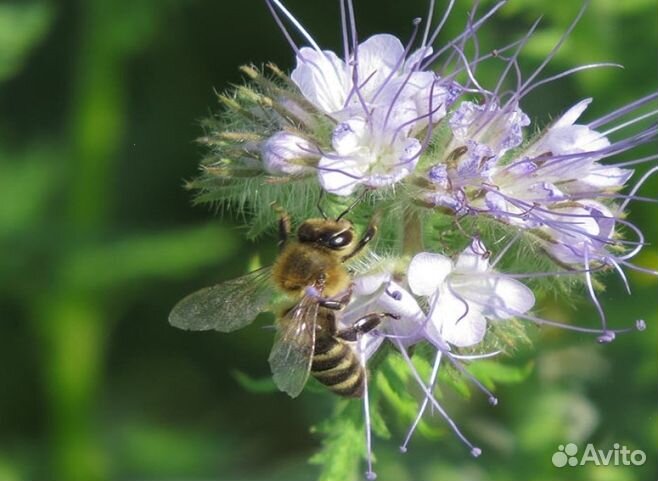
[317,190,328,219]
[336,189,368,221]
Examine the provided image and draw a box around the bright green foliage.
[310,403,365,481]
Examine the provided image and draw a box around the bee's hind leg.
[336,312,399,342]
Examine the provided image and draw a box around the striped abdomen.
[311,335,365,398]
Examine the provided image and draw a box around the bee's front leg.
[271,203,291,250]
[336,312,399,342]
[342,214,379,261]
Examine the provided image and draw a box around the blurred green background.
[0,0,656,480]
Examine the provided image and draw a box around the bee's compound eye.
[329,235,345,247]
[328,231,352,249]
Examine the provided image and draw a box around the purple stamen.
[446,281,471,325]
[588,91,658,129]
[584,250,608,332]
[451,45,492,96]
[425,0,457,49]
[420,0,437,48]
[394,339,482,455]
[359,336,376,481]
[400,351,443,453]
[506,0,589,109]
[350,60,374,120]
[609,257,631,295]
[617,260,658,277]
[492,17,543,97]
[339,0,349,63]
[513,311,642,338]
[269,0,322,52]
[490,231,523,267]
[620,165,658,212]
[264,0,302,57]
[342,69,378,115]
[371,17,423,102]
[450,351,501,361]
[421,1,508,69]
[600,109,658,138]
[521,63,623,99]
[608,153,658,169]
[442,348,499,405]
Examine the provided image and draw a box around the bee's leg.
[318,286,353,310]
[316,190,328,219]
[336,312,398,342]
[342,215,378,261]
[272,204,291,250]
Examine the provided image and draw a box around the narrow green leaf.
[231,370,278,394]
[61,224,239,290]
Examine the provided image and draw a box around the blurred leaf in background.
[0,2,53,82]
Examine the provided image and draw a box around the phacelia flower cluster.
[191,0,657,479]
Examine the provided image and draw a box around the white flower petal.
[352,270,392,296]
[332,118,368,155]
[455,239,490,273]
[553,98,592,128]
[581,166,633,189]
[261,132,316,175]
[541,125,610,155]
[471,276,536,319]
[355,34,405,98]
[358,333,385,363]
[404,46,433,71]
[317,156,365,196]
[370,95,420,134]
[291,48,349,114]
[377,281,426,344]
[429,287,486,347]
[408,252,453,296]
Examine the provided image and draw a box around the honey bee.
[169,206,393,398]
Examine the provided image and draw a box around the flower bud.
[261,132,317,175]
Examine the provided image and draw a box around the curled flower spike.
[183,0,657,478]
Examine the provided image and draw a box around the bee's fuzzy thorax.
[272,242,351,298]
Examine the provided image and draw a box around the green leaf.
[466,360,534,390]
[375,354,443,439]
[231,370,278,394]
[61,224,239,290]
[0,2,54,82]
[310,402,364,481]
[0,145,59,237]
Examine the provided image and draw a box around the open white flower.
[408,240,535,347]
[345,269,426,347]
[291,34,442,122]
[539,200,616,266]
[318,115,421,195]
[520,99,632,192]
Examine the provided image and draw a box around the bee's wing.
[268,294,319,398]
[169,267,275,332]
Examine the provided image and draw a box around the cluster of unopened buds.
[189,0,657,478]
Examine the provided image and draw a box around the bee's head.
[297,218,356,253]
